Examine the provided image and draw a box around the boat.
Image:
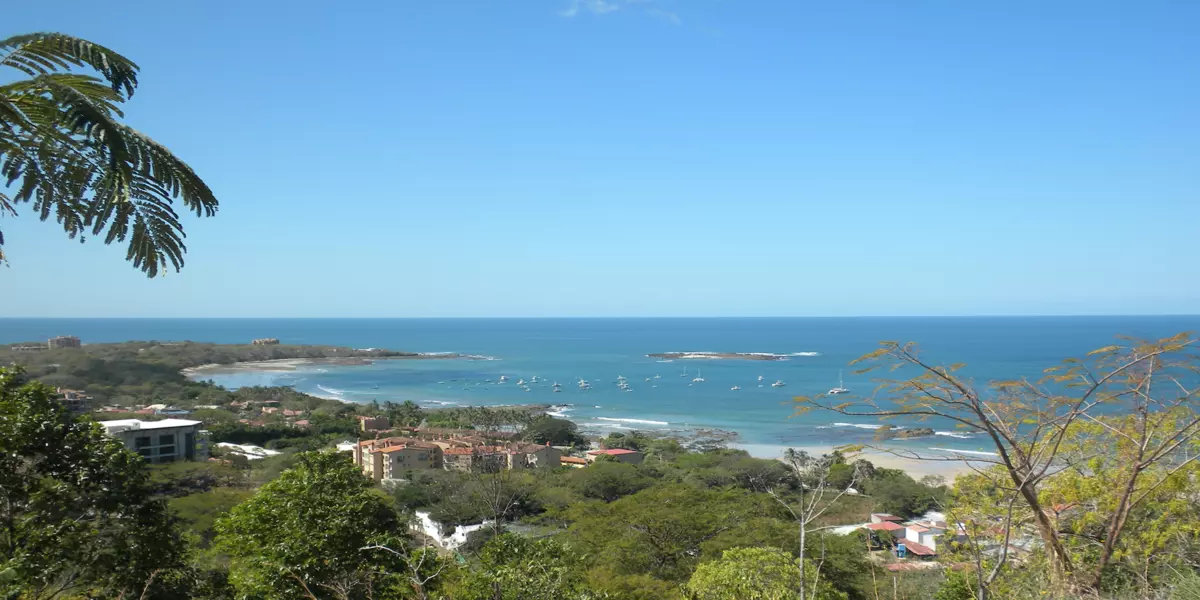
[516,378,525,386]
[771,380,786,388]
[498,375,509,383]
[552,382,562,389]
[680,367,688,377]
[828,371,850,395]
[645,377,651,382]
[617,375,626,382]
[692,369,705,383]
[653,374,661,379]
[757,375,764,382]
[730,386,741,391]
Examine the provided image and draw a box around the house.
[904,521,948,551]
[442,446,510,473]
[292,419,311,428]
[896,539,937,559]
[586,448,644,464]
[215,442,281,460]
[355,438,444,481]
[251,338,280,345]
[357,415,390,432]
[335,441,358,453]
[507,444,561,469]
[560,456,588,468]
[55,388,91,414]
[870,513,904,524]
[98,419,209,463]
[282,409,304,417]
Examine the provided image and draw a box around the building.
[251,338,280,345]
[904,521,949,551]
[560,456,588,468]
[47,336,81,349]
[357,415,390,432]
[442,446,510,473]
[97,419,209,463]
[870,513,904,524]
[507,444,562,469]
[55,388,91,414]
[10,344,46,352]
[586,448,644,464]
[355,438,444,481]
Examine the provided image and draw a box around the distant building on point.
[252,338,281,345]
[47,336,81,349]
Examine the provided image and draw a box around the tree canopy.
[0,32,219,276]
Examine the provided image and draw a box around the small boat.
[771,380,786,388]
[730,386,741,391]
[372,385,379,389]
[553,387,562,392]
[757,375,764,382]
[654,374,661,379]
[498,375,509,383]
[552,381,562,388]
[516,378,525,386]
[617,375,626,381]
[692,369,705,383]
[680,367,688,377]
[828,371,850,395]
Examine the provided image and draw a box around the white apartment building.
[98,419,209,463]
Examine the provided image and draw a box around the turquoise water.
[3,317,1197,455]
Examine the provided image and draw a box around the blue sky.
[2,1,1198,317]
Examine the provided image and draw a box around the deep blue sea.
[3,317,1197,456]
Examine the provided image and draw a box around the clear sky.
[2,1,1198,317]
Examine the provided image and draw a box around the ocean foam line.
[928,447,998,457]
[597,417,669,426]
[317,385,345,396]
[935,431,974,439]
[464,354,500,361]
[829,422,885,430]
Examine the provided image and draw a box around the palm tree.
[0,32,218,277]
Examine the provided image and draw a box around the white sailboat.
[692,369,705,383]
[828,371,850,395]
[771,380,786,388]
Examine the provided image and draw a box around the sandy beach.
[735,443,983,481]
[181,358,362,377]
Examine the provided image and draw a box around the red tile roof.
[872,513,904,522]
[560,456,588,464]
[588,449,640,456]
[906,525,930,533]
[865,522,906,531]
[899,540,936,556]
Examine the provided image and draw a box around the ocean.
[2,317,1197,457]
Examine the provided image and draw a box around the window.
[135,436,151,448]
[159,434,174,446]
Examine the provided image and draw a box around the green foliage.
[214,451,407,599]
[0,367,185,598]
[861,468,944,518]
[522,415,587,447]
[566,484,783,582]
[169,488,254,547]
[569,460,655,502]
[933,568,976,600]
[0,32,219,275]
[457,533,599,600]
[685,546,847,600]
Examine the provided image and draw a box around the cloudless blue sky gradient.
[2,0,1198,317]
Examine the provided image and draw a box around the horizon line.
[2,314,1198,320]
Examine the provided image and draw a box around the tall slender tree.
[0,32,218,276]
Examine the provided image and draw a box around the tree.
[0,367,185,599]
[214,451,406,599]
[773,449,866,600]
[795,334,1200,596]
[0,33,219,276]
[522,416,585,447]
[568,460,654,502]
[685,547,847,600]
[458,533,598,600]
[566,484,781,582]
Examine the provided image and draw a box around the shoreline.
[734,443,980,481]
[181,353,466,378]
